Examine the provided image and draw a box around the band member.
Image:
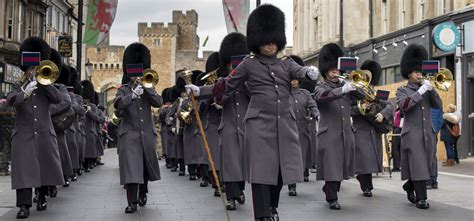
[72,78,87,175]
[185,4,320,220]
[165,87,179,170]
[158,88,172,168]
[288,55,319,197]
[353,60,395,197]
[313,43,364,210]
[7,37,64,218]
[95,101,106,166]
[396,44,442,209]
[114,43,163,213]
[168,76,187,176]
[81,80,101,172]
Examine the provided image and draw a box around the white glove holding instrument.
[132,85,144,99]
[307,66,320,81]
[185,84,200,97]
[417,80,432,95]
[375,113,384,123]
[23,81,37,97]
[341,81,356,94]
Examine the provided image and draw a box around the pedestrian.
[396,44,442,209]
[114,43,163,213]
[185,4,320,220]
[313,43,365,210]
[441,104,461,166]
[7,37,64,219]
[287,55,320,197]
[353,60,395,197]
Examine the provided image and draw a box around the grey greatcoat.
[164,104,178,159]
[352,100,395,175]
[396,82,442,181]
[313,80,364,181]
[158,107,170,156]
[51,84,74,177]
[182,99,208,165]
[69,93,86,169]
[96,108,106,156]
[7,84,64,189]
[114,84,163,185]
[202,98,222,171]
[84,103,101,158]
[200,55,313,185]
[309,118,318,165]
[219,86,250,182]
[292,87,319,170]
[167,98,185,160]
[75,95,86,164]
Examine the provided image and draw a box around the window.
[399,0,406,28]
[18,2,25,41]
[99,64,103,70]
[94,64,97,70]
[381,0,388,34]
[47,6,53,26]
[56,10,60,31]
[28,10,34,37]
[105,64,108,69]
[51,7,57,29]
[7,0,14,40]
[59,13,64,33]
[154,39,161,47]
[314,17,319,47]
[418,0,426,21]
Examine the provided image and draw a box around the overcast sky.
[109,0,293,54]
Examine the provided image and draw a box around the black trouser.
[178,158,185,172]
[392,127,402,169]
[251,170,283,219]
[225,181,245,201]
[356,174,373,191]
[17,186,48,208]
[199,164,209,181]
[210,170,221,189]
[304,168,309,177]
[403,180,427,201]
[323,181,341,202]
[287,183,296,190]
[453,137,459,163]
[188,164,197,176]
[126,156,149,204]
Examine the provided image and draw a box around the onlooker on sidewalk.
[0,97,14,176]
[427,108,443,189]
[391,108,402,172]
[441,104,461,166]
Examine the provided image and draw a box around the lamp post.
[85,59,93,80]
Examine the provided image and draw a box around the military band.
[2,3,449,221]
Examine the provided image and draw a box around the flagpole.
[256,0,261,7]
[77,0,83,80]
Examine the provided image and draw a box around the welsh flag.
[222,0,250,34]
[83,0,118,45]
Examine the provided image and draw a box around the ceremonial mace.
[179,70,231,221]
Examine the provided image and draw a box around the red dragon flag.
[83,0,118,46]
[222,0,250,34]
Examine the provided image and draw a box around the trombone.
[420,68,453,91]
[132,68,160,96]
[20,60,59,93]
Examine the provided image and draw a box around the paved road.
[0,149,472,221]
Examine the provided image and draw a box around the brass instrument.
[421,67,453,91]
[336,70,376,115]
[140,68,160,88]
[35,60,59,85]
[201,68,218,85]
[111,113,121,125]
[178,100,193,125]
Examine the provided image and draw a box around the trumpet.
[19,60,59,93]
[201,68,218,85]
[420,68,453,91]
[132,68,160,90]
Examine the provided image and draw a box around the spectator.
[442,104,461,165]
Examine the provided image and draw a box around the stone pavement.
[0,149,472,221]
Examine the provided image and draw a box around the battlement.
[138,22,178,37]
[172,10,198,25]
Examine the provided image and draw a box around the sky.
[108,0,293,54]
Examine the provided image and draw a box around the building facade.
[293,0,474,159]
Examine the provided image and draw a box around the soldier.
[114,43,163,213]
[168,77,187,176]
[353,60,395,197]
[72,78,87,176]
[158,88,172,167]
[313,43,364,210]
[212,33,249,210]
[7,37,64,218]
[287,55,319,197]
[185,4,320,220]
[81,80,101,172]
[96,102,106,166]
[0,97,14,176]
[396,44,442,209]
[164,87,179,170]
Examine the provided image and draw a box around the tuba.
[421,68,453,91]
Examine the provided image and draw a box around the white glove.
[132,85,144,99]
[171,128,176,134]
[185,84,200,96]
[23,81,37,96]
[307,66,320,81]
[417,80,432,95]
[341,81,356,94]
[375,113,384,123]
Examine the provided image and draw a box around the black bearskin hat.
[57,64,70,85]
[206,52,220,73]
[319,43,345,78]
[289,55,304,67]
[50,49,63,72]
[161,88,170,103]
[219,32,249,67]
[192,70,203,85]
[400,44,428,79]
[247,4,286,54]
[122,43,151,85]
[93,92,99,105]
[68,66,78,86]
[168,86,179,103]
[81,80,95,100]
[72,81,82,96]
[360,60,382,86]
[19,37,51,72]
[175,69,187,95]
[196,72,207,87]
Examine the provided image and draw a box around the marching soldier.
[288,55,319,197]
[213,33,250,210]
[158,88,172,167]
[185,4,320,220]
[313,43,364,210]
[7,37,64,218]
[81,80,101,172]
[114,43,163,213]
[164,87,179,170]
[353,60,395,197]
[168,78,187,176]
[396,44,442,209]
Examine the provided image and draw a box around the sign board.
[462,20,474,54]
[1,63,24,84]
[432,21,460,52]
[58,35,73,57]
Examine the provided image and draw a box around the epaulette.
[280,56,290,61]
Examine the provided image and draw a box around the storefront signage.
[432,21,460,52]
[58,35,73,57]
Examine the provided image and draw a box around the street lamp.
[85,59,93,80]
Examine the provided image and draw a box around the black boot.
[363,189,373,197]
[403,182,416,204]
[200,179,209,187]
[416,199,430,209]
[236,193,245,204]
[36,195,47,211]
[289,185,297,196]
[189,175,197,181]
[214,188,221,197]
[304,176,309,182]
[125,203,137,213]
[328,200,341,210]
[138,193,147,207]
[270,207,279,221]
[255,218,273,221]
[16,206,30,219]
[63,177,70,187]
[49,186,58,198]
[226,199,236,210]
[178,170,185,176]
